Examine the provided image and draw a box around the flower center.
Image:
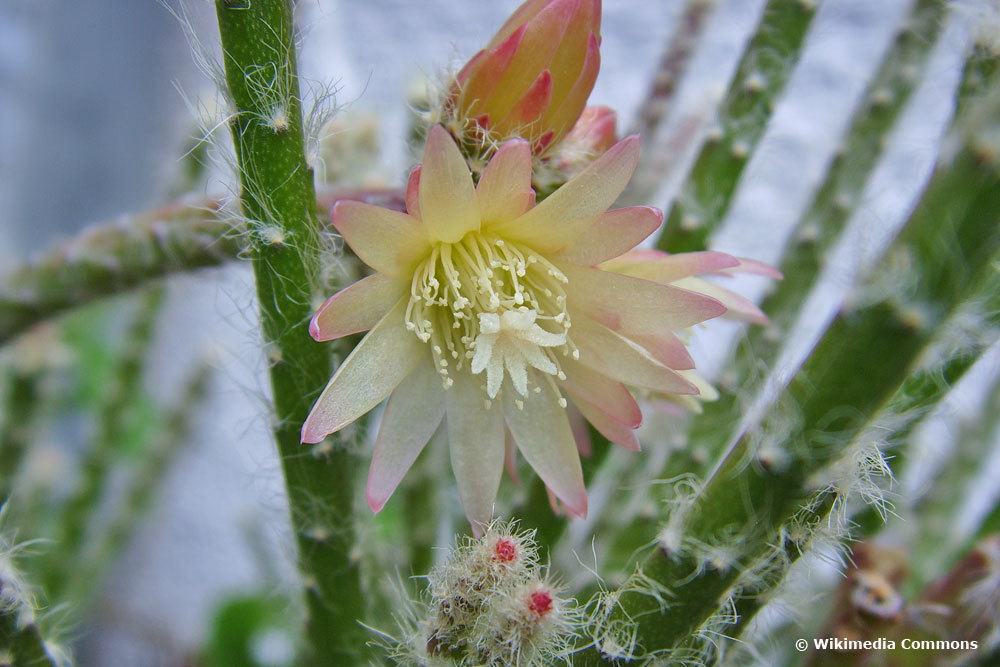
[404,232,576,398]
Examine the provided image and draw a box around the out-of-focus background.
[1,1,995,665]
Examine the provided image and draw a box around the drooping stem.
[213,1,369,662]
[0,189,402,346]
[0,201,237,346]
[656,0,818,253]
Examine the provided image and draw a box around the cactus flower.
[302,124,771,532]
[447,0,602,156]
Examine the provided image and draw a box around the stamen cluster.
[404,232,575,397]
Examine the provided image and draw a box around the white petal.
[502,308,537,329]
[366,357,445,512]
[447,370,505,535]
[301,299,425,443]
[479,312,502,334]
[504,377,587,517]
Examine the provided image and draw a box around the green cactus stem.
[599,0,946,577]
[214,1,369,661]
[0,372,41,510]
[656,0,819,253]
[0,189,402,346]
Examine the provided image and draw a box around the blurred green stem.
[214,1,368,662]
[600,0,946,579]
[46,287,164,600]
[624,0,716,203]
[67,364,212,605]
[0,372,41,510]
[581,64,1000,661]
[657,0,818,253]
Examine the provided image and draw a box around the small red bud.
[494,537,518,563]
[528,589,553,616]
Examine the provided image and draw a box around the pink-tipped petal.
[477,139,534,225]
[562,264,726,332]
[310,274,406,342]
[332,201,430,276]
[571,314,699,395]
[545,0,595,108]
[366,358,445,512]
[488,0,552,47]
[498,69,553,129]
[419,126,481,243]
[560,358,641,427]
[492,135,641,252]
[480,0,573,123]
[718,257,784,279]
[461,26,526,114]
[456,48,488,86]
[567,407,592,457]
[504,377,587,518]
[555,206,662,265]
[607,250,741,283]
[504,430,521,484]
[628,330,696,371]
[447,368,505,535]
[301,300,424,444]
[404,165,421,218]
[564,105,617,153]
[573,397,640,452]
[674,277,770,325]
[544,31,600,139]
[546,486,566,516]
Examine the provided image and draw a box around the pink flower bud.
[449,0,601,155]
[552,105,618,176]
[563,105,617,154]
